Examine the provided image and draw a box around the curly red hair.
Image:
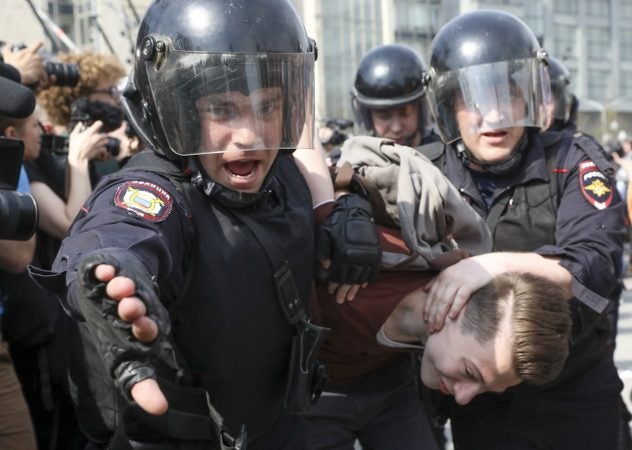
[37,51,126,127]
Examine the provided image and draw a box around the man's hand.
[75,250,177,417]
[1,41,46,86]
[315,194,382,302]
[93,264,168,415]
[423,255,498,333]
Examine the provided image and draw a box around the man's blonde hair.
[461,272,571,385]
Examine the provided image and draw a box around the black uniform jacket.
[47,152,315,443]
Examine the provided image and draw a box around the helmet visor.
[145,45,314,155]
[428,58,551,144]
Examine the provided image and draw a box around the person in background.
[37,50,137,180]
[351,43,438,148]
[0,71,40,450]
[2,52,116,450]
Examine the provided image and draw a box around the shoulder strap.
[121,150,189,182]
[230,209,308,325]
[571,131,614,174]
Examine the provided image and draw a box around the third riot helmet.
[424,10,551,145]
[351,44,433,138]
[547,56,574,127]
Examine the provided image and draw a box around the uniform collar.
[443,131,550,210]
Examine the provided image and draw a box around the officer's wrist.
[313,200,335,226]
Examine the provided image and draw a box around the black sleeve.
[535,138,625,312]
[0,62,21,83]
[51,170,194,318]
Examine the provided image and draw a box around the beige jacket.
[339,136,493,270]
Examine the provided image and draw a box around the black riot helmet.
[424,9,551,163]
[351,44,433,139]
[547,56,574,129]
[122,0,316,160]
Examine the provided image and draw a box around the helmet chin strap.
[190,153,281,208]
[456,132,528,176]
[403,130,421,148]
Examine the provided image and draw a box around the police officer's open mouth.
[224,160,260,178]
[482,131,507,137]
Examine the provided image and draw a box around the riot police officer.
[419,10,626,450]
[351,43,436,147]
[28,0,381,449]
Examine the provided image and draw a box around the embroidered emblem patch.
[114,181,173,222]
[579,160,613,210]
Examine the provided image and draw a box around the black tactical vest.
[419,133,564,251]
[487,140,560,252]
[167,155,314,440]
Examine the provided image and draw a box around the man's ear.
[3,126,19,139]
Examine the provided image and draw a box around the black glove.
[75,248,179,401]
[315,194,382,284]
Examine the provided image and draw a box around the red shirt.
[311,227,434,384]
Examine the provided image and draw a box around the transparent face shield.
[428,58,551,144]
[144,41,314,155]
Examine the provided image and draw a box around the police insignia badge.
[579,160,613,210]
[114,181,173,222]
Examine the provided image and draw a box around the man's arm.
[0,236,35,273]
[382,285,428,344]
[294,137,382,302]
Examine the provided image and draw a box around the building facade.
[294,0,632,141]
[2,0,632,143]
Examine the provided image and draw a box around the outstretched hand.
[93,264,168,415]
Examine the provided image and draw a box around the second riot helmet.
[424,10,551,144]
[351,44,433,138]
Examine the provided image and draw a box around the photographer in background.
[0,74,38,450]
[2,51,121,450]
[38,51,142,182]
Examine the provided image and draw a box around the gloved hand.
[75,249,179,405]
[315,193,382,285]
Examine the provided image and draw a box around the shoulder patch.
[114,180,173,222]
[579,160,613,210]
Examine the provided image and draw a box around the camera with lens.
[69,97,124,157]
[41,97,124,157]
[0,138,38,240]
[44,60,80,87]
[9,44,80,87]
